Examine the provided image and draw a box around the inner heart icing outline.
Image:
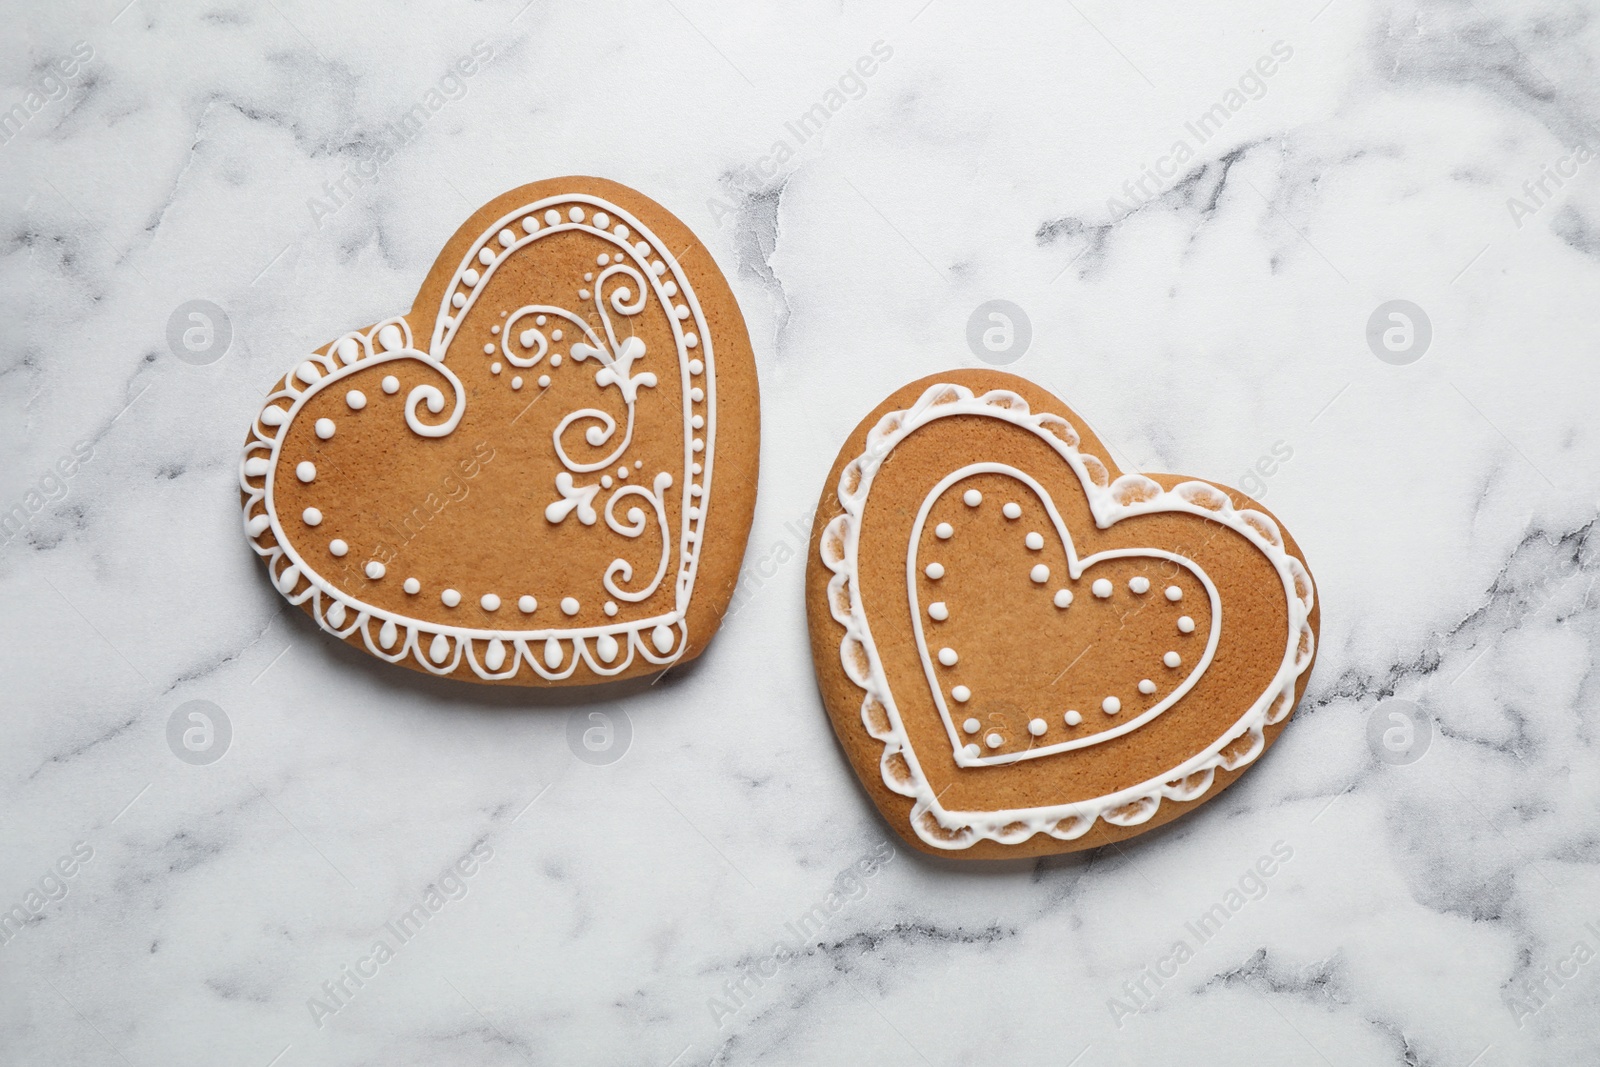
[820,383,1315,849]
[239,192,717,682]
[909,463,1223,767]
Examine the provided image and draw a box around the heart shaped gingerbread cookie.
[807,371,1317,856]
[240,178,758,685]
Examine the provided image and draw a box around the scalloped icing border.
[239,192,715,681]
[819,383,1316,850]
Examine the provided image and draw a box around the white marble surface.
[3,0,1599,1063]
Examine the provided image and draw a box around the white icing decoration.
[442,588,461,607]
[365,561,385,580]
[1138,679,1157,695]
[1129,576,1150,594]
[240,191,715,682]
[1166,585,1183,602]
[819,382,1315,850]
[1030,564,1049,584]
[296,462,316,483]
[963,489,982,506]
[1064,710,1082,727]
[480,594,500,610]
[1003,502,1022,519]
[1103,697,1122,714]
[952,685,971,702]
[518,596,536,613]
[382,376,399,394]
[1028,718,1047,737]
[1178,615,1196,633]
[985,732,1004,750]
[938,647,958,666]
[925,563,944,579]
[329,539,348,556]
[1091,578,1113,598]
[315,418,335,440]
[1164,651,1181,668]
[928,602,949,621]
[302,507,322,526]
[1025,531,1044,550]
[346,390,366,410]
[935,523,953,540]
[963,718,979,734]
[561,597,580,616]
[404,578,420,594]
[1053,589,1073,608]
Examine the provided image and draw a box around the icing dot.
[579,290,591,300]
[691,415,704,430]
[382,375,399,394]
[1138,679,1157,695]
[1025,532,1044,550]
[952,685,971,703]
[928,602,949,621]
[491,362,503,374]
[613,223,629,238]
[1129,576,1150,594]
[365,561,385,580]
[685,332,699,348]
[568,207,584,222]
[490,325,500,335]
[522,215,539,232]
[315,418,335,440]
[550,353,563,367]
[1002,502,1022,519]
[477,248,494,266]
[538,375,551,388]
[663,281,679,297]
[1065,710,1083,727]
[441,588,461,607]
[328,539,348,556]
[688,359,705,375]
[345,390,366,410]
[637,242,651,259]
[690,387,705,402]
[617,466,629,479]
[544,209,560,225]
[938,647,958,667]
[1178,616,1196,634]
[935,522,954,540]
[1030,564,1050,584]
[963,717,980,734]
[985,732,1004,750]
[404,578,420,594]
[484,344,495,354]
[1164,651,1181,668]
[652,624,675,653]
[963,489,983,507]
[296,461,316,483]
[674,305,690,320]
[561,596,580,616]
[925,562,945,579]
[1028,718,1048,737]
[536,316,547,326]
[1092,579,1113,598]
[1165,585,1183,602]
[518,596,536,613]
[638,461,645,469]
[597,253,610,266]
[451,292,466,309]
[465,269,481,286]
[302,507,322,526]
[593,212,610,229]
[1053,589,1073,608]
[498,228,516,247]
[512,376,523,390]
[1102,697,1122,715]
[481,593,500,611]
[601,475,613,489]
[604,601,618,617]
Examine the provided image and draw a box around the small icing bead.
[1002,502,1022,519]
[345,390,366,410]
[1129,576,1150,594]
[1164,651,1181,668]
[302,507,322,526]
[925,562,945,579]
[1064,710,1083,726]
[1053,589,1073,608]
[518,595,536,613]
[1028,718,1047,737]
[328,539,347,556]
[382,375,399,394]
[1025,532,1044,550]
[928,602,949,621]
[561,597,580,616]
[985,732,1004,750]
[1138,679,1157,695]
[1102,697,1121,714]
[935,523,953,540]
[952,685,971,702]
[963,489,982,507]
[441,588,461,607]
[404,578,420,594]
[1030,564,1050,584]
[315,418,335,439]
[1092,579,1113,598]
[296,461,316,483]
[1166,585,1183,602]
[963,718,980,734]
[1178,616,1196,633]
[938,647,958,666]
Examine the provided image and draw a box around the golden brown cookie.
[240,178,758,685]
[806,371,1318,857]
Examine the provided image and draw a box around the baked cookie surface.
[240,178,758,685]
[806,371,1318,857]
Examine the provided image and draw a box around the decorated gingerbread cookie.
[240,178,758,685]
[806,371,1317,857]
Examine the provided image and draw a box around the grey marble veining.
[3,0,1599,1064]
